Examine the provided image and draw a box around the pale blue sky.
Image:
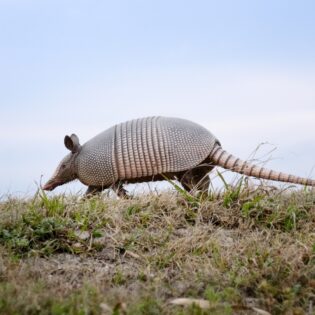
[1,0,315,196]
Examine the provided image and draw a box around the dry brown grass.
[0,183,315,314]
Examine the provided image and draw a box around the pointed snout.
[42,179,62,191]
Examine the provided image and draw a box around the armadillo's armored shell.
[77,117,218,187]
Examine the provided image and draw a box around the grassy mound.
[0,183,315,314]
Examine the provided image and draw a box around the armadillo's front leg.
[85,185,105,197]
[112,181,129,198]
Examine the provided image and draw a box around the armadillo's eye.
[61,164,66,169]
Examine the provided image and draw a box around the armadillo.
[43,116,315,196]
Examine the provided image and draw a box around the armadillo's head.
[43,134,81,191]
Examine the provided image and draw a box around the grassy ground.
[0,180,315,315]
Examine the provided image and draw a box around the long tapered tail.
[209,145,315,187]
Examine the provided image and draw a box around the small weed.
[125,205,143,217]
[92,229,103,238]
[112,269,127,285]
[217,173,243,208]
[241,195,264,217]
[153,252,176,269]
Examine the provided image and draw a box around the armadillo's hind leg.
[180,174,210,194]
[85,185,105,197]
[112,181,129,198]
[179,164,213,195]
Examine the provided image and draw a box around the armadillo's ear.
[64,134,81,153]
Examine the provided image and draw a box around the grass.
[0,181,315,315]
